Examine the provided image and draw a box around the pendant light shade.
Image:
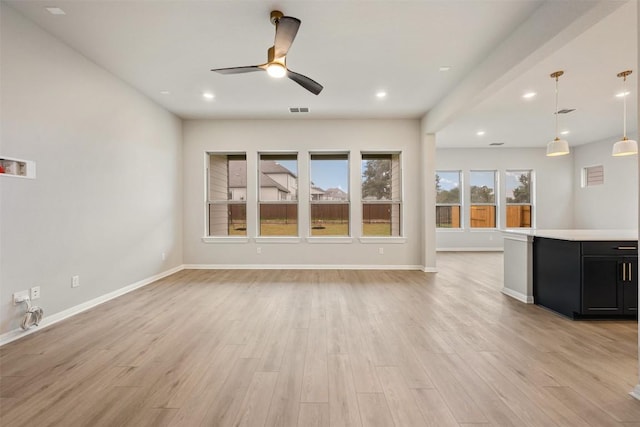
[546,70,570,157]
[547,137,570,156]
[612,70,637,157]
[612,137,638,156]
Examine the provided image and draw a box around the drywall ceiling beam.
[423,0,627,133]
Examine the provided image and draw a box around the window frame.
[309,152,351,238]
[469,170,498,230]
[203,152,249,242]
[435,170,463,230]
[360,151,403,239]
[505,169,534,229]
[257,152,300,238]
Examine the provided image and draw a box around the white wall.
[435,147,574,250]
[0,4,183,336]
[573,138,638,229]
[183,119,425,268]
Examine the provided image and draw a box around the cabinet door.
[623,258,638,315]
[582,256,622,315]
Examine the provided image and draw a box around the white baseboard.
[422,267,438,273]
[437,247,504,252]
[630,385,640,400]
[184,264,424,271]
[0,264,185,347]
[501,287,534,304]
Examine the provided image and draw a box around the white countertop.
[502,229,638,241]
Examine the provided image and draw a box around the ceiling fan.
[211,10,323,95]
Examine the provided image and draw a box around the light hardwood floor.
[1,252,640,426]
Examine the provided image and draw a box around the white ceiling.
[4,0,638,149]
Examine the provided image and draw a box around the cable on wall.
[16,296,43,330]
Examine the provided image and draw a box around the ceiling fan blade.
[287,70,323,95]
[274,16,301,58]
[211,66,264,74]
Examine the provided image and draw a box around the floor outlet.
[30,286,41,300]
[71,275,80,288]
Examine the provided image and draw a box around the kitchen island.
[502,229,638,318]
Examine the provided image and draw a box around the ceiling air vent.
[489,142,504,146]
[289,107,310,113]
[556,108,575,114]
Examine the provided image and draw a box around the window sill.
[201,236,250,243]
[436,228,465,232]
[306,237,353,244]
[469,229,499,232]
[254,237,301,244]
[359,237,406,244]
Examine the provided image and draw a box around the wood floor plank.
[328,354,363,427]
[376,366,427,427]
[232,371,279,427]
[298,402,330,427]
[356,392,395,427]
[0,255,638,426]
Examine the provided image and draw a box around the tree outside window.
[506,170,532,228]
[361,153,401,236]
[470,171,497,228]
[436,171,461,228]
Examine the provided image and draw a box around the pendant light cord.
[554,75,559,138]
[622,74,627,139]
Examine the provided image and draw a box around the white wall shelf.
[0,156,36,179]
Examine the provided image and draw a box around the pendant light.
[612,70,637,156]
[546,70,570,156]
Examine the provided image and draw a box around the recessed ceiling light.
[522,92,537,99]
[202,92,215,100]
[439,66,452,72]
[560,130,570,135]
[45,7,66,15]
[160,90,170,95]
[476,130,486,136]
[376,91,387,98]
[616,91,631,98]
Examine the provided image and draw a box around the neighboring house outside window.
[505,170,533,228]
[470,170,497,228]
[310,153,350,236]
[361,152,402,236]
[259,154,298,236]
[208,153,247,236]
[435,170,462,228]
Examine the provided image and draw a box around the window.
[310,154,350,236]
[259,154,298,236]
[361,153,401,236]
[207,153,247,236]
[435,171,462,228]
[583,165,604,187]
[469,170,497,228]
[505,170,532,228]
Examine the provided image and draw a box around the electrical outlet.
[162,252,166,261]
[378,247,384,255]
[13,290,29,305]
[30,286,41,300]
[71,275,80,288]
[256,247,262,254]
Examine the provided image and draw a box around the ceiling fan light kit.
[546,70,571,157]
[211,10,323,95]
[612,70,637,157]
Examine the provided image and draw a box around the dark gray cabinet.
[534,238,638,318]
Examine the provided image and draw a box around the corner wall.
[0,4,183,336]
[572,138,638,229]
